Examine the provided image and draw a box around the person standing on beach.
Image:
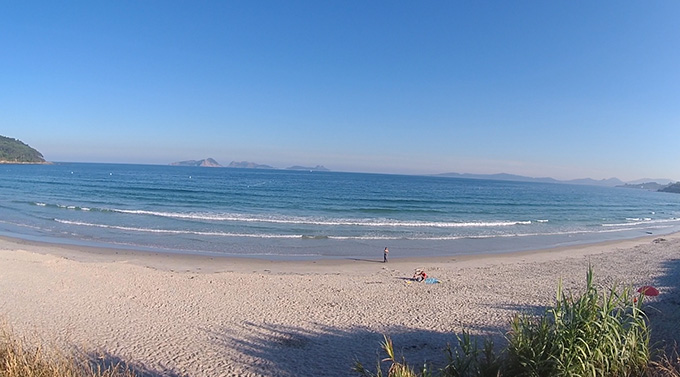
[383,247,389,263]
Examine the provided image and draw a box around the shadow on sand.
[199,245,679,376]
[80,351,185,377]
[347,258,385,263]
[79,257,680,377]
[205,318,517,377]
[650,255,680,350]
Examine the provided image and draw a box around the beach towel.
[424,277,439,284]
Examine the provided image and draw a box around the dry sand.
[1,234,679,377]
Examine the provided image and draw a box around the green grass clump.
[440,332,501,377]
[0,324,136,377]
[356,267,662,377]
[505,267,649,376]
[354,335,432,377]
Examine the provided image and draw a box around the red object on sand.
[637,285,659,296]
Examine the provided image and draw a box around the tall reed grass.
[355,267,675,377]
[505,267,649,376]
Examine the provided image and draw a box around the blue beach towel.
[424,277,439,284]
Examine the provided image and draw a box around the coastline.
[1,234,679,376]
[0,160,51,164]
[0,232,673,273]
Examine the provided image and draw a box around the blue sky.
[2,1,679,181]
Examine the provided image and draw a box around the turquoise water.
[1,163,679,259]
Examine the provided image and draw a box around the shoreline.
[1,233,679,376]
[0,232,672,274]
[0,231,674,273]
[4,210,679,261]
[0,160,51,164]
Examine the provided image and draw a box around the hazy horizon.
[24,157,676,184]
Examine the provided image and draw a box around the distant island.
[0,135,47,164]
[228,161,275,169]
[286,165,329,172]
[170,158,222,167]
[169,159,330,171]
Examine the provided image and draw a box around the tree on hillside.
[0,135,46,163]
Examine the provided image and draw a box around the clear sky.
[2,1,679,181]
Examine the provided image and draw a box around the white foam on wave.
[35,203,536,229]
[111,208,532,228]
[51,218,476,240]
[602,218,680,227]
[328,234,469,241]
[51,218,677,241]
[53,219,302,238]
[37,202,92,211]
[311,224,677,241]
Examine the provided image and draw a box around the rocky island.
[169,159,327,171]
[170,158,222,167]
[227,161,275,169]
[286,165,329,171]
[0,135,47,164]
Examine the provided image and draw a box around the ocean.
[1,162,679,259]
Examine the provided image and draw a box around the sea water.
[1,163,679,259]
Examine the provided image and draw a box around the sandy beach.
[1,234,679,377]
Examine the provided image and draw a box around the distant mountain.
[437,172,632,187]
[627,178,674,185]
[439,173,558,183]
[438,172,560,184]
[0,135,46,163]
[170,158,222,167]
[564,177,625,187]
[286,165,330,171]
[228,161,275,169]
[617,182,669,191]
[659,183,680,194]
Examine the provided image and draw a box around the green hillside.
[0,135,46,163]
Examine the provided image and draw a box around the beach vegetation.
[504,267,649,376]
[354,335,432,377]
[440,332,501,377]
[649,346,680,377]
[0,135,46,163]
[0,323,137,377]
[355,267,676,377]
